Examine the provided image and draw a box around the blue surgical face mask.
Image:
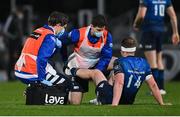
[56,28,65,37]
[94,31,103,38]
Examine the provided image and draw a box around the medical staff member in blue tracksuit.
[58,15,113,104]
[15,11,70,88]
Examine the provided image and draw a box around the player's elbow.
[136,9,145,20]
[114,73,124,86]
[115,77,124,86]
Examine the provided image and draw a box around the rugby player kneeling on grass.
[70,37,171,106]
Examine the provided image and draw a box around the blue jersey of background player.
[140,0,172,32]
[71,37,169,106]
[133,0,179,95]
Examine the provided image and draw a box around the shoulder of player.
[115,57,127,66]
[135,57,148,62]
[126,56,148,64]
[137,57,149,66]
[115,57,146,64]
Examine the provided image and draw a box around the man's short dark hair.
[121,37,137,48]
[48,11,69,26]
[92,15,107,28]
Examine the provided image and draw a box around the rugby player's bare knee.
[69,92,82,105]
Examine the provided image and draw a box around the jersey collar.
[43,25,55,34]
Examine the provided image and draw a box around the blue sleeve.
[58,29,80,45]
[139,0,148,7]
[113,59,124,75]
[166,0,172,8]
[60,45,68,62]
[69,29,80,43]
[37,34,56,81]
[95,32,113,72]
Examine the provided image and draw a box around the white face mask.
[94,31,103,37]
[56,28,65,37]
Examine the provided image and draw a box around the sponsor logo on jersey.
[29,32,41,40]
[99,83,104,88]
[73,86,79,90]
[145,45,152,49]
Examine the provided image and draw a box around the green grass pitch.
[0,81,180,116]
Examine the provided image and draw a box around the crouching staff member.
[14,11,70,87]
[59,15,113,104]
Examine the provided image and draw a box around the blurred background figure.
[0,23,8,81]
[2,6,24,81]
[133,0,179,95]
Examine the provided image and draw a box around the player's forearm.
[167,6,179,34]
[170,16,179,34]
[150,83,164,105]
[133,7,145,29]
[133,16,144,29]
[112,82,123,106]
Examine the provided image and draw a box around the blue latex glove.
[40,80,53,86]
[55,38,62,48]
